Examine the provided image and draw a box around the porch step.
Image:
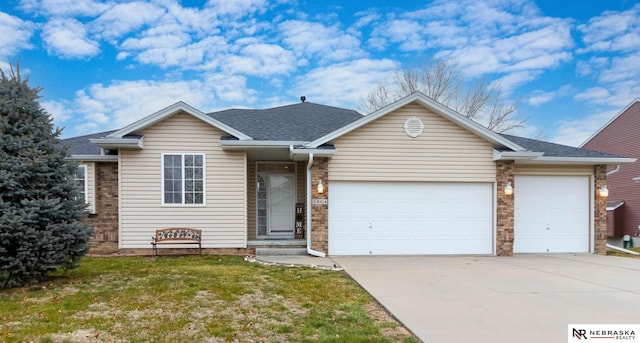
[248,239,306,246]
[255,247,308,256]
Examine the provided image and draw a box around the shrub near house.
[0,67,93,288]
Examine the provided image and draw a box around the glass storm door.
[267,174,295,237]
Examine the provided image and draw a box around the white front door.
[267,174,295,237]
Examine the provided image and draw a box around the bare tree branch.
[395,69,419,95]
[360,59,524,133]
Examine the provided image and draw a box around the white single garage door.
[514,176,590,253]
[329,182,493,255]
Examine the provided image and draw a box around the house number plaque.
[312,199,328,205]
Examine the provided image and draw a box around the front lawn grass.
[0,256,418,342]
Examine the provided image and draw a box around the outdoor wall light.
[599,185,609,198]
[317,179,324,194]
[504,182,513,195]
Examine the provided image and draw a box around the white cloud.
[292,58,399,109]
[0,11,35,60]
[376,19,426,51]
[41,99,72,122]
[551,109,620,147]
[576,77,640,106]
[279,20,365,63]
[52,79,221,137]
[528,92,556,106]
[205,0,268,17]
[222,42,296,76]
[370,0,574,92]
[527,85,573,106]
[599,53,640,83]
[353,10,380,29]
[575,4,640,116]
[574,87,611,104]
[578,4,640,53]
[442,22,573,78]
[41,18,100,59]
[19,0,109,17]
[490,70,540,95]
[205,74,257,103]
[576,56,609,76]
[91,2,166,40]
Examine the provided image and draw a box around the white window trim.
[76,164,88,204]
[161,153,206,206]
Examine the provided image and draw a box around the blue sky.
[1,0,639,146]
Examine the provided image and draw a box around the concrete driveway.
[333,254,640,343]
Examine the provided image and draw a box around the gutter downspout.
[606,243,640,255]
[607,165,620,176]
[306,153,326,257]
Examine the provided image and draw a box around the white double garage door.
[329,176,590,255]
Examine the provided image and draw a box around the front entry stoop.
[255,247,308,256]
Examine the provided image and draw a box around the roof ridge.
[208,101,362,116]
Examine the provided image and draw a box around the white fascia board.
[220,140,306,150]
[290,148,336,156]
[516,156,636,165]
[90,136,144,149]
[580,97,640,147]
[107,101,253,141]
[492,149,544,161]
[305,92,526,151]
[67,155,119,162]
[289,146,336,160]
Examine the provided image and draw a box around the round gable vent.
[404,116,424,138]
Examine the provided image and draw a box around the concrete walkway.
[333,254,640,343]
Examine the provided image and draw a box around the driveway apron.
[333,254,640,343]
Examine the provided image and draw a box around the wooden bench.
[151,228,202,257]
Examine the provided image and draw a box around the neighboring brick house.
[582,98,640,246]
[63,92,633,256]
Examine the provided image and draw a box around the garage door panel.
[514,176,589,253]
[329,182,493,255]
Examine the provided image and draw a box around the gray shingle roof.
[58,103,629,162]
[61,130,116,155]
[500,133,626,158]
[208,102,363,141]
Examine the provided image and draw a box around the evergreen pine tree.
[0,65,93,288]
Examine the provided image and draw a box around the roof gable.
[305,92,525,151]
[107,101,252,140]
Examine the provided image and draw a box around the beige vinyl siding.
[79,162,96,214]
[119,111,247,248]
[330,103,496,182]
[515,164,593,176]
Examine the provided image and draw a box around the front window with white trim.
[74,165,88,202]
[162,154,205,205]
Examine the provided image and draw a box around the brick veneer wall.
[496,160,515,256]
[594,165,607,255]
[87,162,119,254]
[310,157,329,253]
